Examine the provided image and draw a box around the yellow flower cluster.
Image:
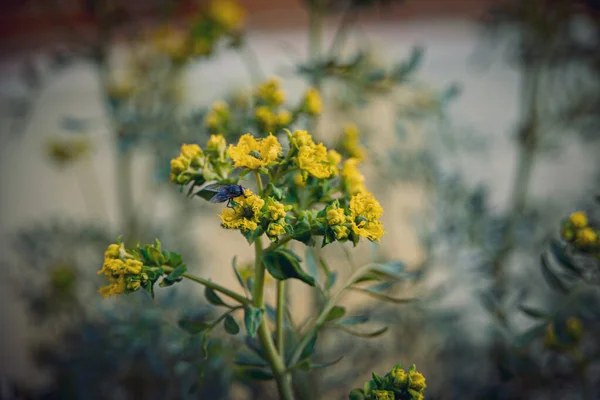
[255,78,285,107]
[340,123,367,161]
[352,364,426,400]
[205,100,230,132]
[148,25,189,62]
[97,243,145,299]
[170,136,232,186]
[301,87,323,116]
[227,133,282,169]
[218,189,290,239]
[561,211,599,251]
[324,192,385,243]
[207,0,245,31]
[170,143,205,184]
[291,130,339,179]
[341,158,367,195]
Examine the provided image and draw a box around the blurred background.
[1,0,599,399]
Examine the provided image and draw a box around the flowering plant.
[98,123,418,398]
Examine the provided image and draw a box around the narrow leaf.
[238,368,274,381]
[224,315,240,335]
[350,287,417,304]
[325,306,346,322]
[336,325,389,338]
[540,254,569,294]
[205,286,227,307]
[299,333,318,360]
[519,304,551,320]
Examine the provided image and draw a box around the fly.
[203,184,246,208]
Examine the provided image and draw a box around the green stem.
[276,279,286,353]
[252,171,295,400]
[162,265,249,305]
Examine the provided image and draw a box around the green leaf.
[166,251,183,267]
[363,379,377,394]
[392,46,424,80]
[146,245,165,266]
[159,264,187,287]
[335,325,389,338]
[299,333,318,360]
[234,352,269,367]
[205,286,227,307]
[178,318,211,334]
[540,254,569,294]
[305,248,319,284]
[549,240,579,274]
[238,368,274,381]
[291,217,315,246]
[350,287,417,304]
[519,304,551,320]
[372,372,383,386]
[306,356,344,370]
[263,248,315,286]
[349,389,366,400]
[244,305,264,338]
[232,256,245,289]
[336,315,369,326]
[243,226,264,245]
[325,306,346,322]
[224,315,240,335]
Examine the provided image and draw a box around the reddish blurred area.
[0,0,491,53]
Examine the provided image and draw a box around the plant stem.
[276,279,286,353]
[162,265,249,305]
[253,171,295,400]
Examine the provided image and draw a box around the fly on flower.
[203,183,246,207]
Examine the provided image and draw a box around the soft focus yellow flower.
[567,317,584,340]
[327,149,342,176]
[181,143,203,160]
[219,189,265,231]
[99,276,127,299]
[276,110,292,126]
[104,243,122,259]
[267,221,287,237]
[408,370,427,392]
[349,191,385,242]
[569,211,588,229]
[371,390,394,400]
[207,134,227,157]
[255,106,277,131]
[193,37,213,56]
[149,26,189,60]
[238,262,274,285]
[341,158,366,194]
[298,143,332,179]
[205,100,230,130]
[171,157,188,174]
[301,87,323,116]
[208,0,245,31]
[341,123,366,161]
[255,77,285,107]
[290,130,314,148]
[47,138,91,165]
[544,317,584,349]
[575,227,597,248]
[293,172,306,187]
[228,133,282,169]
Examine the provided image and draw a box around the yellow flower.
[255,77,285,107]
[255,106,277,131]
[149,25,189,60]
[276,110,292,127]
[390,366,408,387]
[327,149,342,176]
[408,370,426,392]
[371,390,394,400]
[171,156,189,174]
[208,0,245,32]
[569,211,588,229]
[298,143,332,179]
[219,190,265,231]
[97,253,144,299]
[290,130,314,148]
[326,204,346,226]
[180,143,203,160]
[349,191,385,242]
[205,100,230,130]
[341,158,367,194]
[228,133,282,169]
[567,317,584,341]
[264,197,288,221]
[332,225,349,240]
[207,134,227,157]
[575,227,597,248]
[293,172,306,187]
[301,87,323,116]
[104,244,121,259]
[267,221,287,237]
[99,276,126,299]
[341,123,366,161]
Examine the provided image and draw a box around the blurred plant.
[348,363,426,400]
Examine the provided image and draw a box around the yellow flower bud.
[575,227,597,248]
[170,157,188,174]
[302,87,322,116]
[104,244,121,259]
[569,211,588,229]
[293,172,306,187]
[207,134,227,156]
[408,371,426,392]
[181,144,203,160]
[277,110,292,127]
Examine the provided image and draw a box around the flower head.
[227,133,282,169]
[349,191,385,242]
[207,0,245,31]
[97,247,144,299]
[255,106,277,131]
[408,370,426,392]
[170,143,206,184]
[290,130,314,148]
[341,158,367,195]
[205,100,230,131]
[219,189,265,231]
[255,77,285,107]
[575,227,597,248]
[340,123,366,161]
[569,211,588,229]
[301,87,322,116]
[389,365,408,387]
[264,197,288,221]
[371,390,394,400]
[206,134,227,158]
[327,149,342,176]
[297,143,333,179]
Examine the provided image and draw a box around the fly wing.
[203,183,230,192]
[209,191,230,203]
